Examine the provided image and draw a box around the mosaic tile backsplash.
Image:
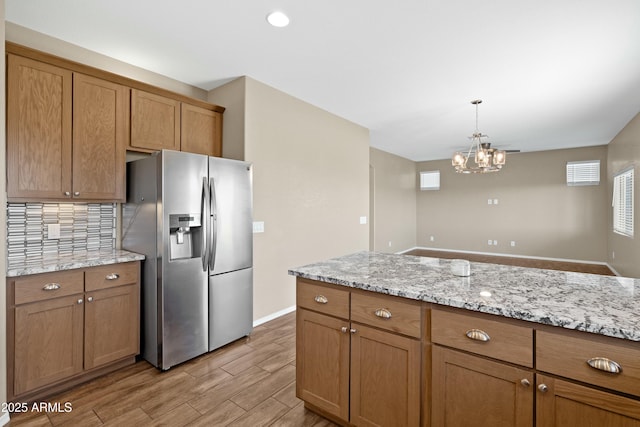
[7,202,116,268]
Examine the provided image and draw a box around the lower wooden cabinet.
[432,346,534,427]
[8,261,140,401]
[14,294,84,396]
[536,374,640,427]
[350,323,421,426]
[296,308,350,420]
[296,280,422,426]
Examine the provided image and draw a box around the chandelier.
[452,100,506,173]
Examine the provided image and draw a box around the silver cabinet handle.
[314,295,328,304]
[64,191,71,196]
[349,328,357,334]
[77,298,83,304]
[520,379,531,387]
[42,283,61,291]
[341,326,348,333]
[105,273,120,280]
[73,191,80,196]
[374,308,392,319]
[87,296,94,302]
[538,384,548,393]
[587,357,622,374]
[465,328,491,342]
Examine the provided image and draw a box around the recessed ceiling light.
[266,11,290,28]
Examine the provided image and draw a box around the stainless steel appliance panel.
[160,151,209,369]
[209,268,253,351]
[208,157,253,275]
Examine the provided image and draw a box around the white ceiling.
[6,0,640,161]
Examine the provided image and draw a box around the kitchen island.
[289,251,640,427]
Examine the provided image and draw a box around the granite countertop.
[288,251,640,342]
[7,249,145,277]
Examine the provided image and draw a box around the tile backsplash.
[7,202,116,267]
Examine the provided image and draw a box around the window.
[613,167,634,237]
[566,160,600,186]
[420,171,440,190]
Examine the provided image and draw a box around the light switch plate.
[360,216,367,225]
[48,223,61,239]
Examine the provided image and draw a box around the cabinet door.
[130,89,180,151]
[84,284,140,370]
[432,346,533,427]
[536,374,640,427]
[14,294,84,395]
[73,73,128,201]
[181,103,222,156]
[7,54,72,200]
[350,323,421,427]
[296,308,350,422]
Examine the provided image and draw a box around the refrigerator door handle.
[201,177,209,272]
[209,177,217,270]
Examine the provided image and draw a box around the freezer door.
[209,157,253,274]
[209,268,253,351]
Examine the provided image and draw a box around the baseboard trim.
[253,305,296,327]
[0,410,10,426]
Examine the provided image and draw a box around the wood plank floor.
[7,312,338,427]
[405,249,615,276]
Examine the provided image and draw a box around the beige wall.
[206,77,245,161]
[369,148,417,253]
[607,113,640,277]
[416,146,609,262]
[211,77,370,320]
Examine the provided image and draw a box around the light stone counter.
[289,251,640,342]
[7,249,145,277]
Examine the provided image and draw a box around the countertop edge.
[7,250,146,277]
[288,264,640,342]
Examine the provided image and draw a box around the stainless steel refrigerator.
[123,150,253,370]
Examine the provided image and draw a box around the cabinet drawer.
[297,279,349,319]
[14,270,84,305]
[85,262,139,292]
[351,292,422,338]
[537,330,640,397]
[431,309,533,367]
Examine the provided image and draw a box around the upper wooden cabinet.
[130,89,180,152]
[72,73,128,201]
[7,54,73,200]
[181,103,222,157]
[130,89,222,156]
[7,54,128,202]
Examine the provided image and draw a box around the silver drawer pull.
[374,308,392,319]
[42,283,61,291]
[465,328,491,342]
[105,273,120,280]
[314,295,328,304]
[587,357,622,374]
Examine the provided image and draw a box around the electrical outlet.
[360,216,367,225]
[493,240,498,246]
[388,241,392,247]
[430,235,435,242]
[493,199,499,205]
[488,239,493,245]
[487,199,492,205]
[511,241,516,247]
[252,221,265,233]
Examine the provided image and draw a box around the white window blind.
[420,171,440,190]
[567,160,600,186]
[613,167,634,237]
